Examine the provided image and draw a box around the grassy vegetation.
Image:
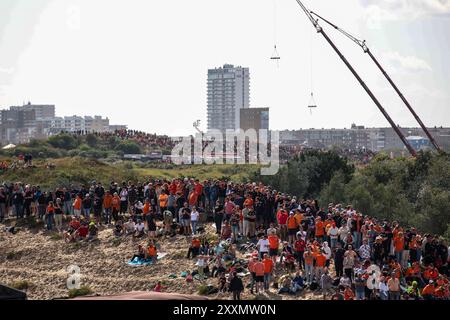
[0,157,257,189]
[68,286,93,299]
[197,285,209,296]
[6,251,21,260]
[10,280,32,291]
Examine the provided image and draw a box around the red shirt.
[294,240,306,252]
[277,210,288,225]
[254,262,265,276]
[194,183,203,196]
[78,226,88,238]
[263,259,274,273]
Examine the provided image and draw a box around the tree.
[115,141,142,154]
[85,134,98,148]
[48,134,78,150]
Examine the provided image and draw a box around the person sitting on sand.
[187,235,201,259]
[291,271,304,293]
[124,218,135,236]
[146,241,158,263]
[64,217,81,242]
[88,221,98,241]
[76,222,89,241]
[114,219,124,237]
[131,245,146,261]
[153,281,165,293]
[134,219,145,238]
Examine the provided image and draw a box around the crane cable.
[310,10,443,153]
[293,0,417,157]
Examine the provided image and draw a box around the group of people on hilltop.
[62,129,177,150]
[1,178,449,301]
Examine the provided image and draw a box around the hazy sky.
[0,0,449,136]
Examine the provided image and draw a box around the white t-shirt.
[135,223,145,232]
[191,210,199,222]
[329,226,339,239]
[257,239,270,253]
[379,282,389,293]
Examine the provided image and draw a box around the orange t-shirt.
[315,254,327,267]
[394,236,404,252]
[147,246,157,257]
[422,284,435,296]
[268,235,279,250]
[103,195,112,209]
[112,196,120,210]
[304,252,314,265]
[254,262,265,276]
[315,221,324,236]
[192,239,201,248]
[159,194,168,207]
[143,203,151,215]
[287,216,298,229]
[73,197,82,210]
[263,259,274,273]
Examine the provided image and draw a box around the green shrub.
[48,134,78,150]
[78,144,91,152]
[68,286,93,298]
[50,233,63,241]
[197,285,208,295]
[6,251,22,260]
[11,280,32,290]
[115,141,142,154]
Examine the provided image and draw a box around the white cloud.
[383,51,432,72]
[361,0,450,28]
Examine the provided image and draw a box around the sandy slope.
[0,222,322,300]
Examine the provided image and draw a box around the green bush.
[11,280,32,291]
[197,285,208,295]
[48,134,78,150]
[115,141,142,154]
[68,286,93,299]
[85,134,98,148]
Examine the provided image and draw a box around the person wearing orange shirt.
[294,209,303,226]
[46,201,55,231]
[103,191,113,224]
[304,248,315,285]
[268,233,280,263]
[73,195,82,218]
[314,251,327,282]
[315,218,325,243]
[253,259,265,294]
[143,199,151,215]
[146,241,158,263]
[159,191,169,214]
[393,232,405,266]
[421,281,436,300]
[287,212,299,244]
[187,236,201,259]
[263,254,274,291]
[111,192,121,222]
